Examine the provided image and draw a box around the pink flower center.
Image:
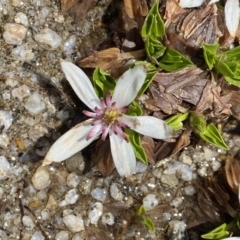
[83,93,128,141]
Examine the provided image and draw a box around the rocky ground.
[0,0,239,239]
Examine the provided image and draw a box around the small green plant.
[201,219,239,239]
[203,43,240,87]
[136,205,155,231]
[166,112,229,150]
[141,0,193,71]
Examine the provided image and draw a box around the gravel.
[0,0,234,239]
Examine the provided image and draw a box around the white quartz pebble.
[110,183,124,201]
[32,166,51,190]
[22,216,34,230]
[184,185,196,196]
[0,110,13,132]
[88,202,103,225]
[62,35,76,55]
[30,231,45,240]
[24,92,46,115]
[14,12,29,26]
[3,23,27,45]
[34,28,62,50]
[91,187,107,202]
[143,194,159,210]
[59,189,79,206]
[0,156,11,180]
[0,133,10,149]
[12,85,30,101]
[67,172,80,188]
[63,214,85,233]
[55,231,69,240]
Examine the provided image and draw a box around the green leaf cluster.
[166,112,189,131]
[203,43,240,86]
[189,112,229,150]
[92,66,148,164]
[136,205,155,231]
[141,0,193,71]
[201,223,230,239]
[165,111,228,150]
[201,220,239,239]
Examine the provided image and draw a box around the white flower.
[42,60,173,176]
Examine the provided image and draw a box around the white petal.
[42,119,100,166]
[208,0,219,4]
[225,0,240,37]
[221,238,240,240]
[112,65,147,108]
[120,114,174,139]
[178,0,205,8]
[60,60,101,110]
[110,133,136,176]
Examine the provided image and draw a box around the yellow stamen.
[103,109,119,125]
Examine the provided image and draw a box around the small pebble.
[110,183,124,201]
[55,231,69,240]
[88,202,103,225]
[184,185,196,196]
[59,189,79,207]
[3,23,27,45]
[63,214,85,233]
[62,35,76,55]
[0,110,13,132]
[135,161,148,173]
[67,172,80,188]
[91,187,107,202]
[22,216,34,230]
[34,27,62,50]
[12,85,30,101]
[143,194,159,210]
[14,12,29,26]
[0,156,11,180]
[171,197,183,208]
[32,166,51,190]
[30,231,45,240]
[24,92,46,115]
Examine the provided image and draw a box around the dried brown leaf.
[94,140,115,176]
[79,48,145,70]
[171,127,192,156]
[124,0,148,19]
[197,80,232,119]
[141,136,155,164]
[164,0,187,28]
[60,0,78,12]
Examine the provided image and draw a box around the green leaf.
[166,112,189,131]
[133,61,158,96]
[225,45,240,59]
[200,123,229,150]
[189,112,229,150]
[145,36,166,64]
[125,101,143,116]
[202,43,219,69]
[125,129,148,165]
[124,101,147,164]
[158,47,193,71]
[189,112,207,132]
[92,67,116,98]
[141,0,165,38]
[138,70,158,96]
[136,205,146,216]
[201,222,234,239]
[140,216,155,231]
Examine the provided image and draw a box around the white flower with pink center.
[42,60,173,176]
